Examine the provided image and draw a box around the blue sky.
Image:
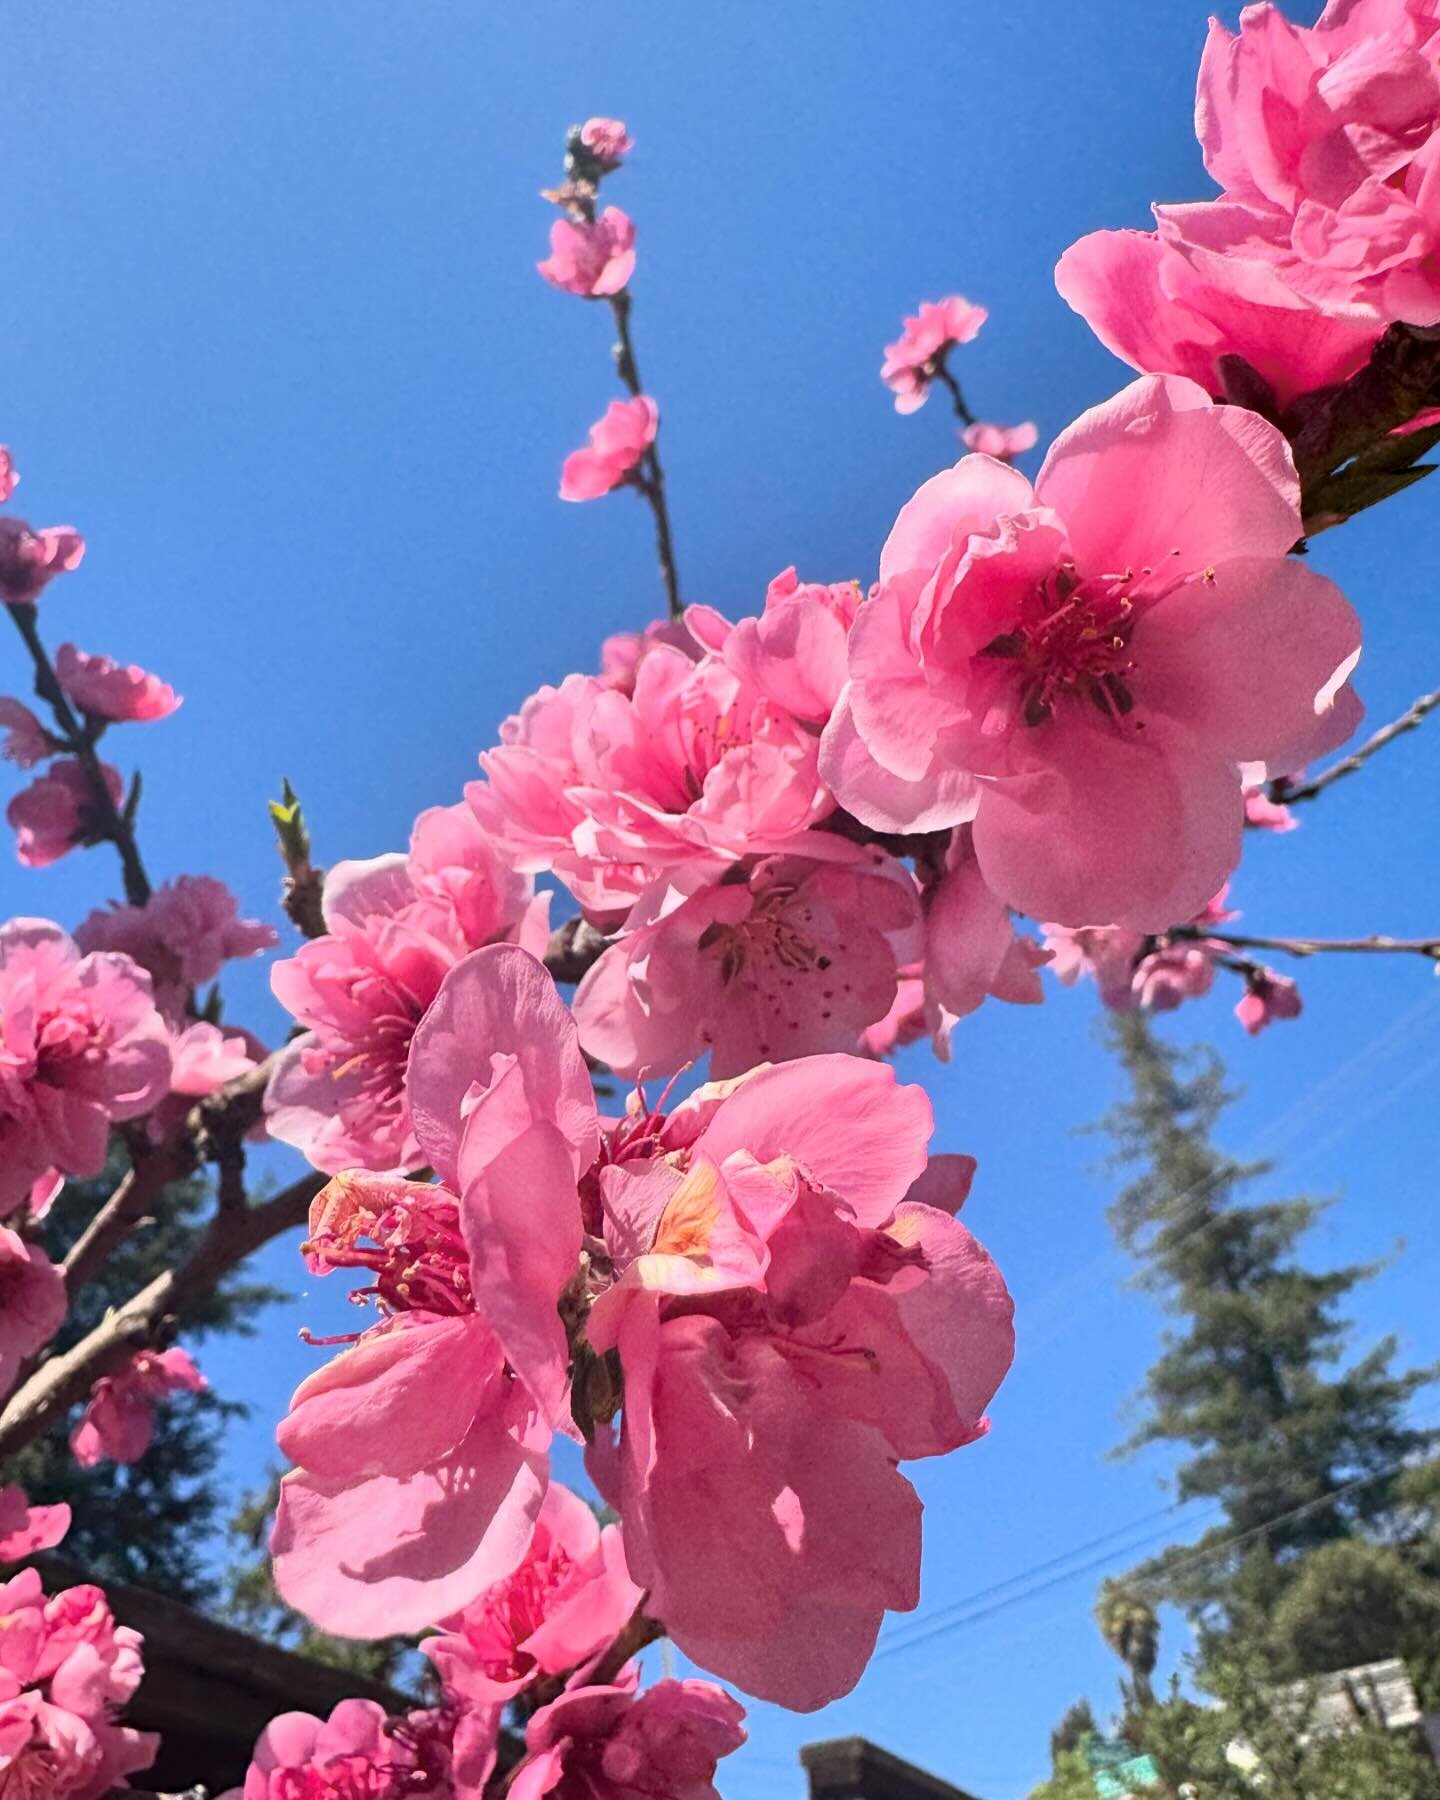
[4,2,1439,1795]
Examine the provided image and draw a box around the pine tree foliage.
[1101,1012,1438,1636]
[1,1148,284,1604]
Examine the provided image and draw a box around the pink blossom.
[1131,943,1217,1011]
[166,1021,265,1098]
[274,948,1013,1706]
[0,920,170,1217]
[271,948,596,1634]
[586,1056,1014,1709]
[0,519,85,606]
[0,1228,66,1395]
[509,1677,746,1800]
[219,1697,475,1800]
[1041,921,1148,1010]
[0,1486,70,1563]
[0,448,16,504]
[709,567,863,725]
[26,1169,64,1221]
[561,398,658,502]
[538,207,636,297]
[54,645,181,724]
[0,1565,158,1799]
[881,297,988,413]
[1057,0,1440,409]
[422,1484,642,1705]
[408,801,549,954]
[471,648,836,918]
[266,829,542,1175]
[69,1347,206,1469]
[821,375,1363,930]
[1241,761,1299,831]
[921,829,1049,1024]
[7,759,123,868]
[600,616,705,693]
[143,1021,266,1146]
[0,700,51,770]
[857,973,930,1059]
[962,421,1039,461]
[574,850,922,1078]
[76,874,278,1023]
[579,117,634,167]
[1235,966,1304,1034]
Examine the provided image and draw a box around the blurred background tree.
[1,1148,283,1604]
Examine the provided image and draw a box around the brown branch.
[62,1147,189,1293]
[1170,924,1440,963]
[6,600,152,906]
[542,914,610,985]
[493,1603,666,1796]
[1270,684,1440,806]
[932,357,976,428]
[0,1165,323,1467]
[607,292,682,621]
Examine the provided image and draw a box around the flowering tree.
[2,7,1439,1793]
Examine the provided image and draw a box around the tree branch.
[932,357,976,428]
[1270,684,1440,806]
[6,600,152,906]
[1170,924,1440,964]
[542,914,610,985]
[0,1165,323,1467]
[607,292,682,621]
[61,1147,190,1294]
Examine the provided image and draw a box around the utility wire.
[875,1497,1214,1648]
[875,1408,1440,1664]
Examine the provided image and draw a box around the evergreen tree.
[1049,1698,1096,1763]
[1,1149,283,1605]
[1101,1011,1437,1647]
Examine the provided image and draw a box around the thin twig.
[1171,924,1440,964]
[0,1164,324,1466]
[1270,684,1440,806]
[932,357,976,428]
[5,607,150,900]
[6,601,153,905]
[608,292,682,620]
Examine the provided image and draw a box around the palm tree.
[1095,1580,1160,1710]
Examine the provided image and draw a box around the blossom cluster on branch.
[1,4,1440,1786]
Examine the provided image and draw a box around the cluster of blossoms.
[0,1497,157,1798]
[1044,885,1303,1037]
[6,5,1439,1793]
[269,946,1015,1714]
[1058,0,1440,419]
[881,294,1038,460]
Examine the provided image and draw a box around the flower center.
[697,886,825,987]
[302,1175,474,1334]
[979,560,1137,729]
[470,1543,575,1683]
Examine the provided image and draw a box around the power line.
[875,1497,1214,1651]
[874,1408,1440,1665]
[1021,986,1440,1358]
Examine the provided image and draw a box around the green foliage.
[1131,1653,1440,1800]
[0,1148,285,1604]
[1027,1744,1100,1800]
[1050,1699,1097,1763]
[1101,1012,1438,1639]
[1031,1019,1440,1798]
[225,1475,422,1688]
